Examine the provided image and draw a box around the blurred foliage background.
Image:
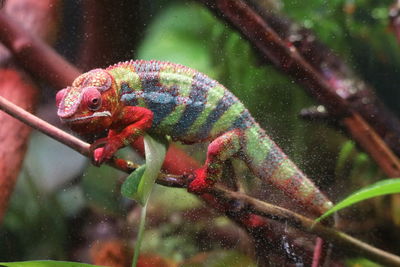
[1,0,399,266]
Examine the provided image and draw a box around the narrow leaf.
[316,178,400,223]
[121,165,146,199]
[136,134,168,204]
[120,134,168,205]
[0,261,100,267]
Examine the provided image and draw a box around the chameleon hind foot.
[187,168,215,194]
[188,130,242,194]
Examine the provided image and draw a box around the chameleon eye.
[84,88,102,111]
[56,88,68,108]
[89,97,101,110]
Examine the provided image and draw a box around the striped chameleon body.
[56,60,333,215]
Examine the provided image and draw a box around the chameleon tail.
[243,125,333,215]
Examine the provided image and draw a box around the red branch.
[0,0,61,222]
[0,12,80,89]
[0,71,37,221]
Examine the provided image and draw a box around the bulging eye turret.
[84,88,102,111]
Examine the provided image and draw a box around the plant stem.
[131,202,148,267]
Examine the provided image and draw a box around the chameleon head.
[56,69,118,135]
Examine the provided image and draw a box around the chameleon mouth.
[61,111,112,123]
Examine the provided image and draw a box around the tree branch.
[0,0,62,222]
[0,11,81,88]
[198,0,400,178]
[210,185,400,267]
[0,95,399,266]
[249,0,400,157]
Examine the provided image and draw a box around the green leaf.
[121,165,147,200]
[121,134,168,205]
[345,257,382,267]
[335,141,355,177]
[0,260,100,267]
[315,178,400,223]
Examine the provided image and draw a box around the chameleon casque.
[56,60,333,215]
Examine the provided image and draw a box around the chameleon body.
[56,60,333,215]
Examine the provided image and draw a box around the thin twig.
[0,95,186,187]
[210,185,400,267]
[1,94,400,266]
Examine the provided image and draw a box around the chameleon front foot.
[187,168,215,194]
[90,137,124,166]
